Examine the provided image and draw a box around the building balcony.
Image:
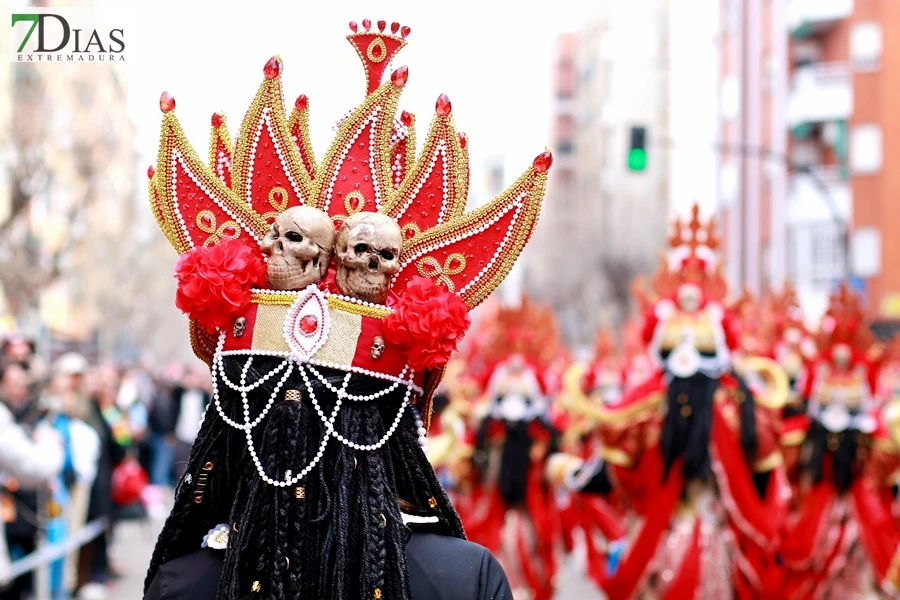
[788,62,852,127]
[788,0,853,36]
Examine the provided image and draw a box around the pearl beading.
[299,363,412,452]
[392,193,526,294]
[306,363,410,401]
[216,150,231,184]
[210,335,417,488]
[391,152,404,189]
[245,109,306,208]
[170,150,262,247]
[408,404,428,451]
[324,106,383,214]
[392,140,448,222]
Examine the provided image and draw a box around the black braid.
[146,355,465,599]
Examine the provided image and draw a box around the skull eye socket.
[354,243,370,255]
[379,250,395,262]
[285,231,303,243]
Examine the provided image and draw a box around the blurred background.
[0,0,896,598]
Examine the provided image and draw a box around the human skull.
[260,206,335,291]
[335,212,402,304]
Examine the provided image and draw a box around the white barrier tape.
[0,518,109,584]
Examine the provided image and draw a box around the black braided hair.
[144,356,465,599]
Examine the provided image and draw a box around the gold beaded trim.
[230,73,315,215]
[314,81,399,214]
[261,186,289,223]
[416,254,466,292]
[367,38,388,63]
[327,295,391,319]
[397,165,547,309]
[148,176,181,251]
[207,115,234,175]
[189,321,215,367]
[287,100,318,180]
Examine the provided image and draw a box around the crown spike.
[349,21,358,32]
[159,91,176,113]
[458,132,468,149]
[263,56,283,79]
[401,25,411,38]
[377,20,386,32]
[147,165,155,179]
[435,94,452,116]
[400,110,413,126]
[362,18,371,31]
[295,94,308,111]
[211,112,224,128]
[391,22,400,34]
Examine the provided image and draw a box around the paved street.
[109,498,605,600]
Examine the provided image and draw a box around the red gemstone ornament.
[390,22,400,34]
[362,19,371,31]
[211,113,224,128]
[299,314,318,336]
[391,66,409,87]
[147,165,155,179]
[401,25,411,38]
[400,110,413,126]
[349,21,358,32]
[533,151,553,173]
[435,94,452,116]
[377,20,386,32]
[159,91,176,113]
[263,56,283,79]
[295,94,308,110]
[458,133,467,148]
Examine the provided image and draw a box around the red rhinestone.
[401,25,411,38]
[371,44,383,58]
[533,151,553,173]
[349,21,358,32]
[377,20,386,32]
[299,315,318,336]
[147,165,155,179]
[211,113,224,128]
[295,94,308,111]
[458,132,467,148]
[435,94,452,116]
[263,56,282,79]
[159,91,175,113]
[390,22,400,34]
[400,110,413,126]
[391,66,409,87]
[362,19,371,31]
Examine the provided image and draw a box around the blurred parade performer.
[552,204,790,599]
[141,18,552,599]
[779,283,900,598]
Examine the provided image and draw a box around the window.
[849,124,882,174]
[806,222,846,287]
[851,21,882,70]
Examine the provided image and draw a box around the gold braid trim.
[327,296,391,319]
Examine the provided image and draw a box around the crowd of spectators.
[0,333,211,600]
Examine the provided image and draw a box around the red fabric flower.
[174,239,266,334]
[382,276,471,371]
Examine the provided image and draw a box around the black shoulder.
[143,549,224,600]
[407,533,513,600]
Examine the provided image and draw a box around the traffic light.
[627,126,648,171]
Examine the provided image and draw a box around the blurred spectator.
[39,354,100,598]
[170,363,210,481]
[0,335,46,382]
[0,363,64,600]
[147,364,182,487]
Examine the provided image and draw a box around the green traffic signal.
[628,148,647,171]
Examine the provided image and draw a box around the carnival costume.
[142,19,550,600]
[557,204,790,599]
[780,283,900,598]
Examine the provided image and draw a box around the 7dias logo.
[9,8,125,63]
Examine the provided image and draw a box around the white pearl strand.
[306,363,407,401]
[299,363,412,453]
[210,350,293,432]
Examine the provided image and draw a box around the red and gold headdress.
[147,21,551,426]
[649,203,728,305]
[818,282,875,359]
